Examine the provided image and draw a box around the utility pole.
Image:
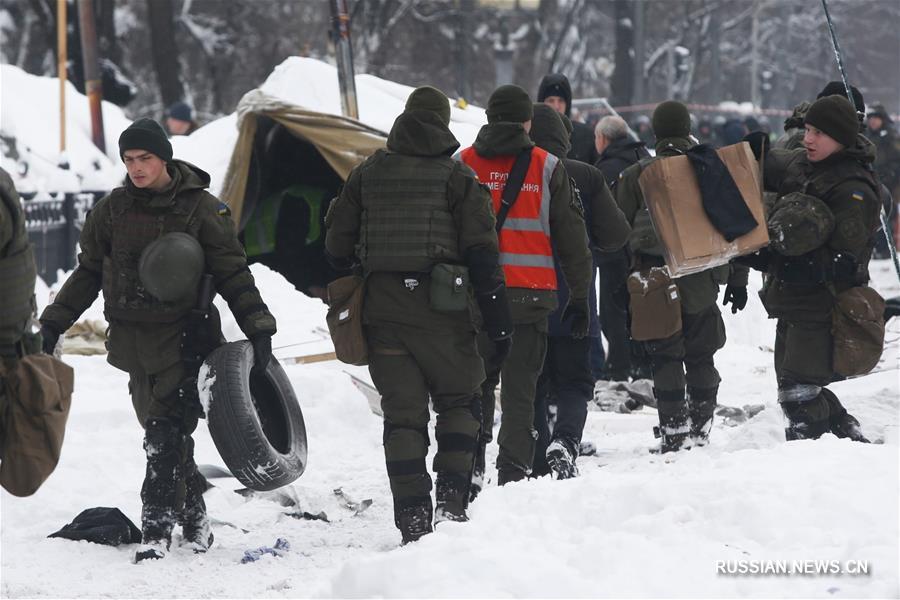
[57,0,67,154]
[750,0,762,109]
[78,0,106,153]
[329,0,359,120]
[632,0,645,106]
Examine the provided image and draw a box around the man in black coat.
[537,73,598,165]
[594,115,652,381]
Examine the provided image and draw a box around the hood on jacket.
[529,103,570,158]
[387,109,460,157]
[472,122,534,157]
[537,73,573,117]
[818,133,877,168]
[602,136,649,161]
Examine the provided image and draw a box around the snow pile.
[2,260,897,597]
[1,58,488,197]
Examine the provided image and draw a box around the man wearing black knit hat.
[776,81,866,151]
[615,100,748,454]
[40,117,276,562]
[537,73,598,164]
[748,95,883,442]
[457,84,592,489]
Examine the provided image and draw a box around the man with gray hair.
[593,115,651,381]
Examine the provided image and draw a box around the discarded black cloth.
[48,507,141,546]
[685,144,758,242]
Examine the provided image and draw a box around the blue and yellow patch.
[850,191,865,202]
[217,201,231,217]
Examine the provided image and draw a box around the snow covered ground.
[2,260,897,598]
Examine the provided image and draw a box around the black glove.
[561,297,591,339]
[722,284,748,314]
[250,335,272,376]
[476,286,513,342]
[40,324,61,355]
[742,131,770,162]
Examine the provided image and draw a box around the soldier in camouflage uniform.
[615,101,749,453]
[755,95,881,441]
[325,87,511,544]
[0,166,38,454]
[40,119,277,561]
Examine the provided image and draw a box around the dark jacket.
[466,121,593,324]
[595,137,651,192]
[41,160,276,374]
[0,167,36,350]
[325,109,503,332]
[537,73,598,164]
[530,105,631,336]
[762,135,882,321]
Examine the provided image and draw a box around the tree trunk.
[147,0,184,108]
[95,0,120,64]
[610,0,634,107]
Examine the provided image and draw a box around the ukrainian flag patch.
[217,201,232,217]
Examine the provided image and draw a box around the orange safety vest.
[459,146,558,290]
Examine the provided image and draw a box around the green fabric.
[405,86,451,126]
[326,109,501,333]
[244,184,330,258]
[366,322,483,503]
[652,101,691,140]
[774,319,834,386]
[642,304,725,392]
[486,84,533,124]
[41,159,276,372]
[0,168,36,347]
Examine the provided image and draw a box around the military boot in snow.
[180,469,213,552]
[435,473,470,524]
[655,388,690,453]
[395,496,434,545]
[821,388,870,443]
[134,418,182,563]
[546,438,578,480]
[688,385,718,446]
[781,399,830,441]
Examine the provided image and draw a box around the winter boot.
[395,496,434,545]
[469,439,486,503]
[497,467,527,486]
[180,471,213,552]
[781,400,830,441]
[135,418,182,563]
[655,388,690,453]
[688,385,718,446]
[546,438,578,480]
[435,473,471,524]
[821,388,871,443]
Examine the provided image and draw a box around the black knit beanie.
[651,100,691,139]
[486,85,533,124]
[405,86,451,126]
[118,118,173,162]
[817,81,865,114]
[804,95,858,148]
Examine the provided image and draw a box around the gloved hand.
[722,284,748,314]
[561,297,590,339]
[476,286,513,342]
[250,334,272,376]
[742,131,770,162]
[40,324,61,355]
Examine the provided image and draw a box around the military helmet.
[138,232,204,301]
[767,192,835,256]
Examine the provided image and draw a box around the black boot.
[177,436,213,552]
[546,437,578,480]
[781,400,830,441]
[688,385,718,446]
[135,418,182,562]
[655,388,690,453]
[821,388,870,443]
[469,438,486,503]
[435,473,470,524]
[395,496,433,545]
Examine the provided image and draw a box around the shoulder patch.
[217,201,231,217]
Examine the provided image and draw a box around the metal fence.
[21,191,105,285]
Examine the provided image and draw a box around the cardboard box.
[638,141,769,278]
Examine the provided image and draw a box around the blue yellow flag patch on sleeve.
[217,201,231,217]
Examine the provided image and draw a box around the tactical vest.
[358,151,460,273]
[459,146,558,290]
[244,184,330,257]
[628,157,666,257]
[0,181,37,348]
[101,187,204,322]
